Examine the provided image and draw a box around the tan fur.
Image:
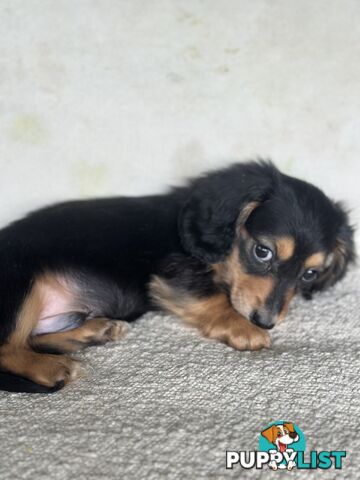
[149,276,190,319]
[304,252,326,269]
[216,246,274,319]
[150,279,270,350]
[5,272,75,349]
[0,346,84,387]
[32,318,127,353]
[8,281,43,348]
[0,274,100,387]
[277,289,295,324]
[236,201,260,228]
[276,236,295,261]
[331,239,347,271]
[284,423,296,433]
[261,425,278,444]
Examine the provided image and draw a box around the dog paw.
[83,318,128,345]
[31,355,85,388]
[287,460,296,470]
[227,322,271,351]
[268,461,278,470]
[204,317,271,351]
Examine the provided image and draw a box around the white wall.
[0,0,359,242]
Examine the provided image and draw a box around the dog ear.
[304,207,355,299]
[284,422,295,433]
[179,161,276,263]
[261,425,277,444]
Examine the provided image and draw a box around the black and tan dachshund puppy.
[0,161,355,393]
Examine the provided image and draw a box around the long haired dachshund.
[0,161,355,393]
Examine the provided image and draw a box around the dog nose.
[289,432,298,439]
[250,311,275,330]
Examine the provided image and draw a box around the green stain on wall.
[282,157,295,174]
[10,114,47,144]
[72,160,109,197]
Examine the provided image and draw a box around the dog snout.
[289,432,298,440]
[250,311,275,330]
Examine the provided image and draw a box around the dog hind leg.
[0,274,84,393]
[32,317,128,353]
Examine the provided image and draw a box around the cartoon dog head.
[261,423,299,453]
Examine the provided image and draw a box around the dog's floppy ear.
[179,161,276,263]
[305,206,356,298]
[261,425,277,444]
[283,422,295,433]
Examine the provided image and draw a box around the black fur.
[179,162,277,263]
[0,372,64,393]
[0,161,355,393]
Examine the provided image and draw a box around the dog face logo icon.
[261,423,299,453]
[259,421,305,471]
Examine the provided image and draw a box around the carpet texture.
[0,267,359,479]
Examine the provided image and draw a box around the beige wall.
[0,0,359,243]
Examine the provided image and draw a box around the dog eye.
[302,269,318,282]
[253,244,273,262]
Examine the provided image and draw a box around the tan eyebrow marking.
[276,236,295,261]
[304,252,326,269]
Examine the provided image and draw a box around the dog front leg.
[150,277,270,351]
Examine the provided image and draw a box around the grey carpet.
[0,267,359,479]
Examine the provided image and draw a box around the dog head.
[261,423,299,452]
[179,161,355,329]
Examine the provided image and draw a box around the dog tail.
[0,371,63,393]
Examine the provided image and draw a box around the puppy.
[0,161,355,392]
[261,423,299,470]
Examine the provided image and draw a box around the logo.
[226,421,346,471]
